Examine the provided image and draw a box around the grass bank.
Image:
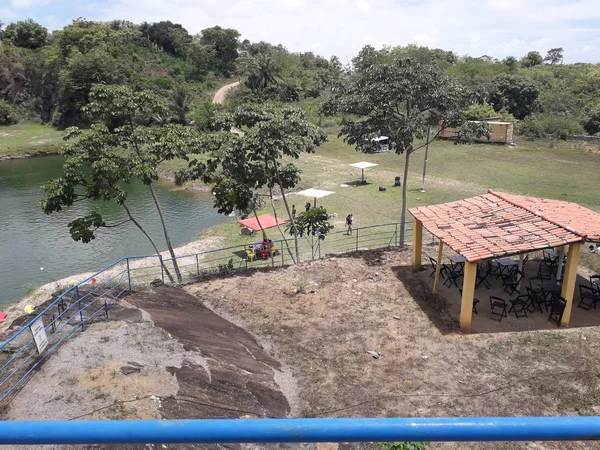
[192,134,600,252]
[0,123,63,159]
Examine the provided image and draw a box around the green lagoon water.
[0,156,229,305]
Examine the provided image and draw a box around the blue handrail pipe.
[0,417,599,445]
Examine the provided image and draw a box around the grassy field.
[0,123,63,158]
[3,122,599,271]
[191,134,600,252]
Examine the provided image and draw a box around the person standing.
[292,205,297,219]
[346,214,354,235]
[305,202,311,212]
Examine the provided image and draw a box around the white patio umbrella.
[349,162,378,183]
[296,188,335,208]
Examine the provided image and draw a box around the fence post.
[76,286,84,331]
[318,239,321,259]
[159,255,165,285]
[126,258,132,292]
[395,223,399,247]
[196,254,200,278]
[356,229,359,251]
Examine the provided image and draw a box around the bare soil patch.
[3,291,295,450]
[186,248,600,450]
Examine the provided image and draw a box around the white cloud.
[355,0,371,13]
[10,0,52,8]
[4,0,600,63]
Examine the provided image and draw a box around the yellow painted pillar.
[560,242,580,326]
[460,262,477,334]
[433,240,444,294]
[412,218,423,271]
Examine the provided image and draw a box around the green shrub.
[379,442,428,450]
[0,100,19,125]
[582,108,600,135]
[189,101,219,131]
[463,102,498,120]
[518,114,584,140]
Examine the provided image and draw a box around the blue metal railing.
[0,222,409,404]
[0,417,598,445]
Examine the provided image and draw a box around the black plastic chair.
[443,264,461,288]
[502,269,525,296]
[525,286,545,313]
[578,285,599,310]
[489,296,507,322]
[460,289,480,314]
[476,264,492,289]
[428,256,440,278]
[548,297,567,326]
[521,254,530,270]
[590,274,600,290]
[537,259,556,280]
[508,294,529,319]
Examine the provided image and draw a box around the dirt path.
[213,81,240,104]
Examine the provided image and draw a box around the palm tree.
[255,53,281,89]
[240,52,282,90]
[170,85,192,125]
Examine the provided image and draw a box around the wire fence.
[0,222,412,406]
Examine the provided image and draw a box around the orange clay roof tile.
[408,191,595,263]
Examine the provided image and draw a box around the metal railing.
[0,417,598,445]
[0,222,411,405]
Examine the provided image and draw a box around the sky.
[1,0,600,63]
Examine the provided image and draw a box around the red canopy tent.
[237,214,287,232]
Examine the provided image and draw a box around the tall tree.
[520,51,543,68]
[178,105,326,262]
[41,84,203,283]
[324,54,488,245]
[238,51,282,90]
[502,56,518,73]
[489,73,539,120]
[544,47,564,65]
[2,19,48,49]
[145,21,192,57]
[169,84,192,124]
[197,26,240,76]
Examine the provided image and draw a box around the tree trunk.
[122,203,174,283]
[252,208,275,267]
[421,126,431,192]
[272,159,300,263]
[399,147,411,247]
[147,184,183,283]
[268,185,296,264]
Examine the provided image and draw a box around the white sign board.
[29,318,49,354]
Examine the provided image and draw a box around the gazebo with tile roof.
[409,189,600,333]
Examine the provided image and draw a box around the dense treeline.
[341,45,600,138]
[0,18,339,129]
[1,18,599,137]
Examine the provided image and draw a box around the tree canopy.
[520,51,543,68]
[40,84,203,282]
[324,53,485,244]
[2,19,48,49]
[544,47,564,65]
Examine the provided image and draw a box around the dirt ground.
[3,292,303,450]
[186,248,600,450]
[5,248,600,450]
